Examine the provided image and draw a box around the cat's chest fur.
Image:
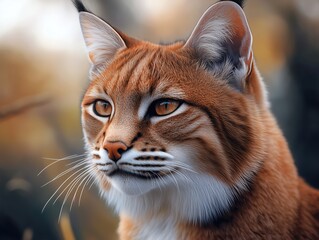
[134,217,177,240]
[113,172,241,240]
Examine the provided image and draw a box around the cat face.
[82,44,228,195]
[79,2,267,208]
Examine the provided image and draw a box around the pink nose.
[103,141,128,161]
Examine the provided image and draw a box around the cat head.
[75,0,267,218]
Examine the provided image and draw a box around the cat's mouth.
[107,168,170,180]
[94,149,176,180]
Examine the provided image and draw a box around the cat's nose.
[103,141,128,161]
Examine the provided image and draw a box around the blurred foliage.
[0,0,318,239]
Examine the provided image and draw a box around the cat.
[73,0,319,239]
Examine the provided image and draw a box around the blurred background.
[0,0,318,239]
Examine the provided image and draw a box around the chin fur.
[100,171,252,224]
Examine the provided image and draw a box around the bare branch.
[0,94,51,119]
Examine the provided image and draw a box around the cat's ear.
[79,12,127,77]
[184,2,252,91]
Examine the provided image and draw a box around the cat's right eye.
[93,100,112,117]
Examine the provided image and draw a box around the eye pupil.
[162,102,169,109]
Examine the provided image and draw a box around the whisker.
[169,170,181,194]
[78,173,95,206]
[43,154,86,161]
[158,172,169,192]
[154,174,163,194]
[42,161,88,187]
[167,161,199,174]
[160,167,180,192]
[41,165,91,213]
[173,168,194,183]
[150,171,163,193]
[66,158,88,167]
[58,168,93,220]
[53,166,92,205]
[70,169,94,210]
[38,157,87,176]
[88,174,99,190]
[163,165,192,183]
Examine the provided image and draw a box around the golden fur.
[75,1,319,239]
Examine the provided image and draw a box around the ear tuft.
[219,0,245,8]
[72,0,90,13]
[184,2,252,91]
[79,12,127,78]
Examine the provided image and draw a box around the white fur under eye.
[138,95,154,120]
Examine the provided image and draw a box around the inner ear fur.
[79,12,127,78]
[184,2,253,91]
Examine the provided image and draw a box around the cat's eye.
[93,100,112,117]
[154,99,181,116]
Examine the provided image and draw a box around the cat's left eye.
[153,99,181,116]
[93,100,112,117]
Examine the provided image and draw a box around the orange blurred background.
[0,0,318,239]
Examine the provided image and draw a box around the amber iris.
[155,99,180,116]
[93,100,112,117]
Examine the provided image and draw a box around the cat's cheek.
[152,107,207,142]
[83,125,104,147]
[82,111,104,139]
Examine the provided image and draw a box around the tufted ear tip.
[72,0,90,13]
[219,0,245,8]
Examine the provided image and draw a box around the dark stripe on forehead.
[147,50,162,95]
[147,49,187,96]
[135,50,160,93]
[116,49,150,92]
[105,50,146,93]
[98,49,146,92]
[113,48,145,70]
